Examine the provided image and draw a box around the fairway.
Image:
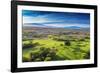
[23,37,90,62]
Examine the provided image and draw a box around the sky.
[22,10,90,28]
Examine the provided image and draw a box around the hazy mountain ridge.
[23,23,90,30]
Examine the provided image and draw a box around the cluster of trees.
[22,34,90,62]
[22,41,39,49]
[23,47,58,62]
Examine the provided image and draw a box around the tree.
[64,40,71,46]
[84,51,90,59]
[23,41,33,49]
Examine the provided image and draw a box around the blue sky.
[22,10,90,28]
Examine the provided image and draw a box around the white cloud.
[23,16,48,24]
[44,23,89,28]
[23,14,63,24]
[23,15,89,28]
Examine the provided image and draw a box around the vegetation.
[22,30,90,62]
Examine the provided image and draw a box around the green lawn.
[22,38,90,62]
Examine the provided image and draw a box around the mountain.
[69,26,81,29]
[65,26,90,29]
[64,26,81,29]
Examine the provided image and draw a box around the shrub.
[23,57,30,62]
[84,51,90,59]
[60,44,63,46]
[39,47,50,59]
[48,35,53,39]
[79,38,85,41]
[23,42,33,49]
[75,47,81,52]
[30,51,40,61]
[35,58,41,61]
[33,42,40,45]
[45,57,51,61]
[22,38,27,41]
[23,41,40,49]
[64,40,71,46]
[85,36,90,39]
[47,48,57,60]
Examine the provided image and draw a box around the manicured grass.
[22,38,90,62]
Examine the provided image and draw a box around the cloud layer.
[22,10,90,28]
